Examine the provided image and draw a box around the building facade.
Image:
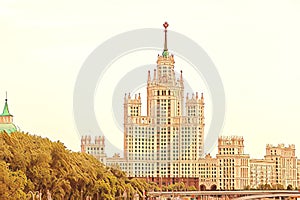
[198,154,217,190]
[81,135,107,163]
[83,133,300,190]
[216,136,250,190]
[249,159,275,189]
[297,159,300,187]
[81,23,300,190]
[121,22,205,179]
[264,144,297,188]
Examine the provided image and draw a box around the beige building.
[216,136,250,190]
[249,159,275,189]
[264,144,297,188]
[106,153,128,171]
[81,22,300,190]
[81,135,107,163]
[297,159,300,188]
[120,22,205,179]
[83,132,300,190]
[198,154,217,190]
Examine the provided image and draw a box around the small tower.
[81,135,107,164]
[124,92,142,119]
[0,93,13,123]
[0,93,17,134]
[216,136,250,190]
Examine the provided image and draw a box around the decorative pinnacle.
[163,22,169,51]
[163,21,169,29]
[180,70,183,81]
[147,70,151,82]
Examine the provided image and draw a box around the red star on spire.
[163,22,169,30]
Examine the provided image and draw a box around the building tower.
[81,135,107,163]
[264,144,297,188]
[122,22,205,179]
[0,93,17,134]
[216,136,250,190]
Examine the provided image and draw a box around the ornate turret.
[2,96,12,117]
[0,93,17,134]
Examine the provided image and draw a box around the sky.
[1,0,300,159]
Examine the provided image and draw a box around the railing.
[148,190,300,199]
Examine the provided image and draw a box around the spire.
[1,92,12,116]
[162,22,169,57]
[148,70,151,82]
[180,70,183,82]
[163,22,168,51]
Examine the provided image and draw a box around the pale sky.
[1,0,300,159]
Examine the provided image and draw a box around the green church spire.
[0,92,16,134]
[1,92,12,116]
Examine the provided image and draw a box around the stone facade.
[198,154,217,190]
[81,135,107,163]
[249,159,275,189]
[264,144,297,188]
[119,22,205,179]
[216,136,250,190]
[81,23,300,190]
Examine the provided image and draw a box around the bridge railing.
[147,190,300,198]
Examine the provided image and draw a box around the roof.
[0,123,17,134]
[1,100,12,116]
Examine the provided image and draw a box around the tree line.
[0,132,157,199]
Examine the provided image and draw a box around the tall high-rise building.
[122,22,205,178]
[82,23,300,190]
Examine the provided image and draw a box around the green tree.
[0,161,27,199]
[0,132,155,199]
